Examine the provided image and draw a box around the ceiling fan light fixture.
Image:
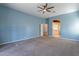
[43,9,46,12]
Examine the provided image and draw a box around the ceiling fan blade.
[39,10,42,11]
[38,10,42,12]
[43,11,45,14]
[46,9,51,12]
[38,6,43,9]
[46,3,48,7]
[43,3,48,9]
[47,6,54,9]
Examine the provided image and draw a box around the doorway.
[52,19,60,38]
[40,24,48,36]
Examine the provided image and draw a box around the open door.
[52,19,60,38]
[40,24,48,36]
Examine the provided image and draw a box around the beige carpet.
[0,37,79,56]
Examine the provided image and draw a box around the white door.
[40,24,48,36]
[40,24,43,36]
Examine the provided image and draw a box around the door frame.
[52,19,60,38]
[40,24,48,36]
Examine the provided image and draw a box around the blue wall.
[0,6,46,44]
[0,6,79,45]
[48,11,79,40]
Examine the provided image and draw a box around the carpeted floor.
[0,37,79,56]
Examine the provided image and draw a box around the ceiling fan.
[38,3,55,14]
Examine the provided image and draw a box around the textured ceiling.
[2,3,79,18]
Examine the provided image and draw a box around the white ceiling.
[3,3,79,18]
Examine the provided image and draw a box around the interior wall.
[48,11,79,40]
[0,6,46,44]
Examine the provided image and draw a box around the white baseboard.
[0,36,40,45]
[61,37,79,42]
[48,35,79,42]
[0,35,78,46]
